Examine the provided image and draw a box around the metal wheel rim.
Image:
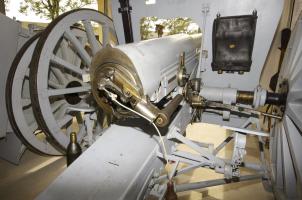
[6,33,62,155]
[270,12,302,199]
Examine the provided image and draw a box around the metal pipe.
[155,163,204,183]
[190,78,201,93]
[118,0,134,43]
[200,87,237,104]
[266,92,286,105]
[242,163,263,171]
[223,159,263,171]
[133,94,183,127]
[237,90,286,106]
[175,174,262,192]
[156,94,183,127]
[213,134,234,155]
[201,87,285,107]
[236,91,254,105]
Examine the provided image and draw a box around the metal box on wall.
[211,12,258,73]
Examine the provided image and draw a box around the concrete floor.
[0,123,274,200]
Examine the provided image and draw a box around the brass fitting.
[236,91,254,105]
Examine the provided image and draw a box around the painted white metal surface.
[37,124,162,200]
[0,13,19,138]
[200,86,267,108]
[8,36,61,155]
[116,34,201,99]
[0,14,32,164]
[37,104,192,200]
[200,87,237,104]
[111,0,284,91]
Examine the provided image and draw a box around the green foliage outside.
[19,0,95,20]
[140,16,158,40]
[140,16,200,40]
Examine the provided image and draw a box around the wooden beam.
[0,0,6,15]
[97,0,105,13]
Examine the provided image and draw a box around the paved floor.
[0,151,65,200]
[175,123,273,200]
[0,123,274,200]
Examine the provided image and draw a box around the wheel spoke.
[283,116,302,183]
[50,54,84,75]
[65,122,73,136]
[51,100,67,113]
[48,86,91,97]
[49,80,64,89]
[58,115,73,128]
[275,126,284,188]
[60,40,70,61]
[102,25,109,46]
[286,103,302,131]
[64,29,92,67]
[51,67,68,85]
[280,123,298,197]
[54,104,69,120]
[83,20,101,55]
[289,67,302,92]
[49,70,60,85]
[287,89,302,103]
[270,124,279,171]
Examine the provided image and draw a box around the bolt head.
[156,117,163,125]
